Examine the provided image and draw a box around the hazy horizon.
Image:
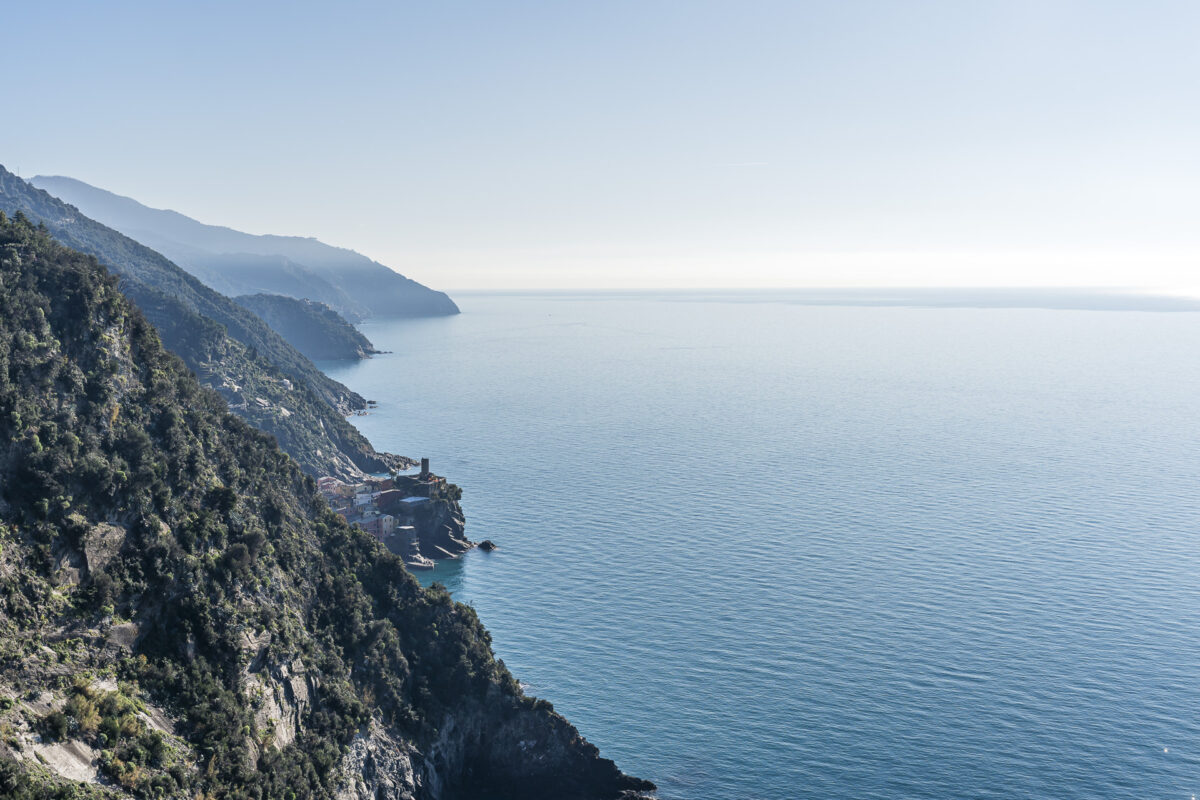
[5,1,1199,291]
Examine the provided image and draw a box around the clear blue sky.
[4,1,1199,290]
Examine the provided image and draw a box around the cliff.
[0,212,652,798]
[377,481,474,563]
[235,294,380,362]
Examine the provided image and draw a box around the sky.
[3,0,1199,290]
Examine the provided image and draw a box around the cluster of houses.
[315,459,444,569]
[200,365,295,418]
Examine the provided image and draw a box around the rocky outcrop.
[335,689,654,800]
[245,657,315,751]
[336,722,420,800]
[415,502,472,561]
[378,495,473,561]
[28,739,101,784]
[234,293,381,362]
[445,697,655,800]
[82,522,126,575]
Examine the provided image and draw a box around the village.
[316,457,449,569]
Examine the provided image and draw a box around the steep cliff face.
[420,697,654,800]
[337,696,654,800]
[0,214,652,798]
[380,496,473,562]
[416,501,472,561]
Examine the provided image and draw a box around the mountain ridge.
[30,175,459,321]
[0,165,406,480]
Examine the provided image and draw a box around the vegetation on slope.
[127,282,400,478]
[0,166,358,412]
[0,165,405,479]
[0,212,650,799]
[234,294,380,361]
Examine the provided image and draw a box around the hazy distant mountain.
[145,241,371,321]
[236,293,381,361]
[31,175,459,320]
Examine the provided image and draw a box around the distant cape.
[31,175,459,321]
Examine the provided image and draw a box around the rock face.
[334,693,655,800]
[415,502,472,561]
[245,655,315,750]
[380,496,473,561]
[29,739,101,784]
[336,723,420,800]
[82,522,126,575]
[423,696,656,800]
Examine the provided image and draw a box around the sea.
[321,290,1200,800]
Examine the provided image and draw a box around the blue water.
[323,292,1200,800]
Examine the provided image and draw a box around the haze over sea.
[323,290,1200,800]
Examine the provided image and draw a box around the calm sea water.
[323,292,1200,800]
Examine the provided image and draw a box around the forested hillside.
[0,165,403,479]
[235,294,380,361]
[0,212,651,799]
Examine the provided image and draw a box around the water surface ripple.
[323,294,1200,799]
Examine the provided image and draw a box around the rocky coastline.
[316,461,475,571]
[0,213,653,798]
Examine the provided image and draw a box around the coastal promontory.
[0,212,652,797]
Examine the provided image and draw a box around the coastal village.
[317,458,466,570]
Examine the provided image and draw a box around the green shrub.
[41,710,69,741]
